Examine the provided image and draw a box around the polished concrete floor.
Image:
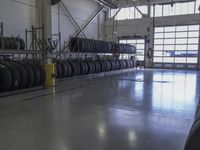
[0,69,199,150]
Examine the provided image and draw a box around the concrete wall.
[51,0,106,46]
[105,14,200,41]
[0,0,36,39]
[105,14,200,67]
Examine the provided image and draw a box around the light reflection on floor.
[0,69,199,150]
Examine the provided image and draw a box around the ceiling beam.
[115,0,196,8]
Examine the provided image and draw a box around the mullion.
[154,37,199,40]
[155,30,199,34]
[155,43,198,45]
[186,26,189,64]
[162,27,165,63]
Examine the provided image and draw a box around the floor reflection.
[151,71,198,117]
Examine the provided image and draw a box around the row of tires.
[0,37,25,50]
[56,59,135,79]
[70,37,136,54]
[184,100,200,150]
[0,61,45,92]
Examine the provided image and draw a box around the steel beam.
[60,2,87,38]
[75,6,104,37]
[112,8,121,19]
[0,50,44,54]
[134,6,143,16]
[56,6,103,58]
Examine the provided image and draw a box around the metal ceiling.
[95,0,197,8]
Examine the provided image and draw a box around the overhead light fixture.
[95,0,118,8]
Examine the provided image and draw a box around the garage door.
[153,25,200,70]
[120,39,145,61]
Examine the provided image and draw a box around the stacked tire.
[55,59,135,79]
[0,37,25,50]
[70,37,136,54]
[184,99,200,150]
[0,61,45,92]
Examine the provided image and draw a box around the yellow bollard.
[44,64,56,88]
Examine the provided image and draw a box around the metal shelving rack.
[55,37,136,80]
[0,22,46,62]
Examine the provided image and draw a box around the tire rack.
[0,23,45,62]
[0,23,48,95]
[25,25,46,62]
[54,36,136,81]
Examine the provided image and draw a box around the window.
[120,39,145,61]
[153,25,200,64]
[151,1,199,17]
[110,0,200,20]
[110,6,148,20]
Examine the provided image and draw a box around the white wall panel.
[51,0,106,46]
[0,0,36,39]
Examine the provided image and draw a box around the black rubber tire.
[12,38,18,49]
[29,63,41,86]
[184,120,200,150]
[74,62,81,76]
[68,61,76,77]
[11,62,28,89]
[64,61,72,77]
[99,60,106,72]
[85,61,91,74]
[68,61,80,77]
[19,38,25,50]
[87,61,95,74]
[130,60,135,68]
[109,60,116,71]
[59,61,68,78]
[128,60,132,68]
[56,62,63,79]
[118,60,123,69]
[94,61,100,73]
[121,60,128,69]
[105,60,112,71]
[196,105,200,118]
[37,64,46,85]
[0,63,12,92]
[115,60,121,70]
[8,38,14,49]
[79,61,87,75]
[4,38,11,49]
[1,61,20,90]
[19,62,35,88]
[82,61,89,75]
[125,60,130,68]
[94,61,102,73]
[0,38,2,49]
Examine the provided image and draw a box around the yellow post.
[44,64,56,88]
